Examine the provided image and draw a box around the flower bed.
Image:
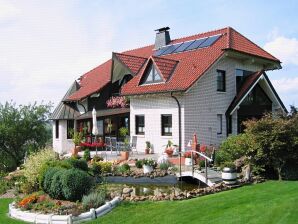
[9,197,121,224]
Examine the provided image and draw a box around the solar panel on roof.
[173,40,195,53]
[185,38,208,51]
[198,35,221,48]
[154,34,222,56]
[154,46,168,56]
[161,43,182,55]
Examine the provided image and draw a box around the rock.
[122,188,133,194]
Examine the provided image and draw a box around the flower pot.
[120,151,129,160]
[71,146,81,155]
[165,149,174,157]
[143,165,153,174]
[145,148,150,154]
[184,158,193,166]
[222,167,237,185]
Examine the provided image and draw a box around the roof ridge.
[122,27,229,55]
[114,52,148,60]
[170,27,228,43]
[79,59,112,80]
[229,28,279,61]
[152,55,179,63]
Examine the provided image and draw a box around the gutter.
[170,92,182,178]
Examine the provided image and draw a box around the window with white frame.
[161,114,172,136]
[217,114,222,134]
[135,115,145,135]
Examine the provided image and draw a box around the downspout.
[171,92,182,179]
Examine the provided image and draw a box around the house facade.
[50,27,286,155]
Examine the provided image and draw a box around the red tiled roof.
[226,27,279,61]
[67,60,112,101]
[122,28,227,95]
[151,56,179,81]
[226,70,264,115]
[67,27,280,99]
[114,53,147,75]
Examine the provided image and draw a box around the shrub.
[43,167,63,193]
[95,161,112,173]
[22,148,56,193]
[82,191,106,210]
[83,149,91,161]
[159,162,171,170]
[49,170,64,199]
[0,178,9,195]
[66,158,89,171]
[216,134,253,166]
[61,168,93,201]
[221,161,236,170]
[92,155,104,162]
[117,163,130,174]
[91,163,101,176]
[38,160,71,189]
[135,159,143,169]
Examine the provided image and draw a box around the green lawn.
[1,181,298,224]
[0,198,26,224]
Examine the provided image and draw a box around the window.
[55,120,59,139]
[135,115,145,135]
[228,115,232,134]
[67,120,74,139]
[161,115,172,136]
[236,69,254,93]
[217,114,222,134]
[217,70,226,92]
[141,63,162,84]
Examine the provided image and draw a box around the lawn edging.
[9,196,121,224]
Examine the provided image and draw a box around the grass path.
[94,181,298,224]
[1,181,298,224]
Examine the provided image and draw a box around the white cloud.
[264,36,298,65]
[0,1,19,20]
[0,1,116,107]
[271,77,298,94]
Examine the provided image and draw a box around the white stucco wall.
[52,120,74,154]
[129,95,184,154]
[183,56,264,147]
[129,56,265,153]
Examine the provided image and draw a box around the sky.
[0,0,298,110]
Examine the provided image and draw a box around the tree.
[0,101,52,171]
[244,114,298,180]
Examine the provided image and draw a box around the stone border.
[9,197,121,224]
[121,177,266,202]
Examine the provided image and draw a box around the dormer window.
[141,63,163,84]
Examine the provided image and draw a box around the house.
[50,27,287,155]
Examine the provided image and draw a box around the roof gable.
[114,53,147,75]
[226,71,287,115]
[226,27,279,62]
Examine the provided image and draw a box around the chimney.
[154,27,171,49]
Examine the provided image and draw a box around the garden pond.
[104,175,206,197]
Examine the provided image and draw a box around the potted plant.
[184,151,193,166]
[142,158,156,174]
[165,140,177,157]
[71,131,83,155]
[145,141,151,154]
[120,138,130,160]
[221,162,237,185]
[119,127,130,160]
